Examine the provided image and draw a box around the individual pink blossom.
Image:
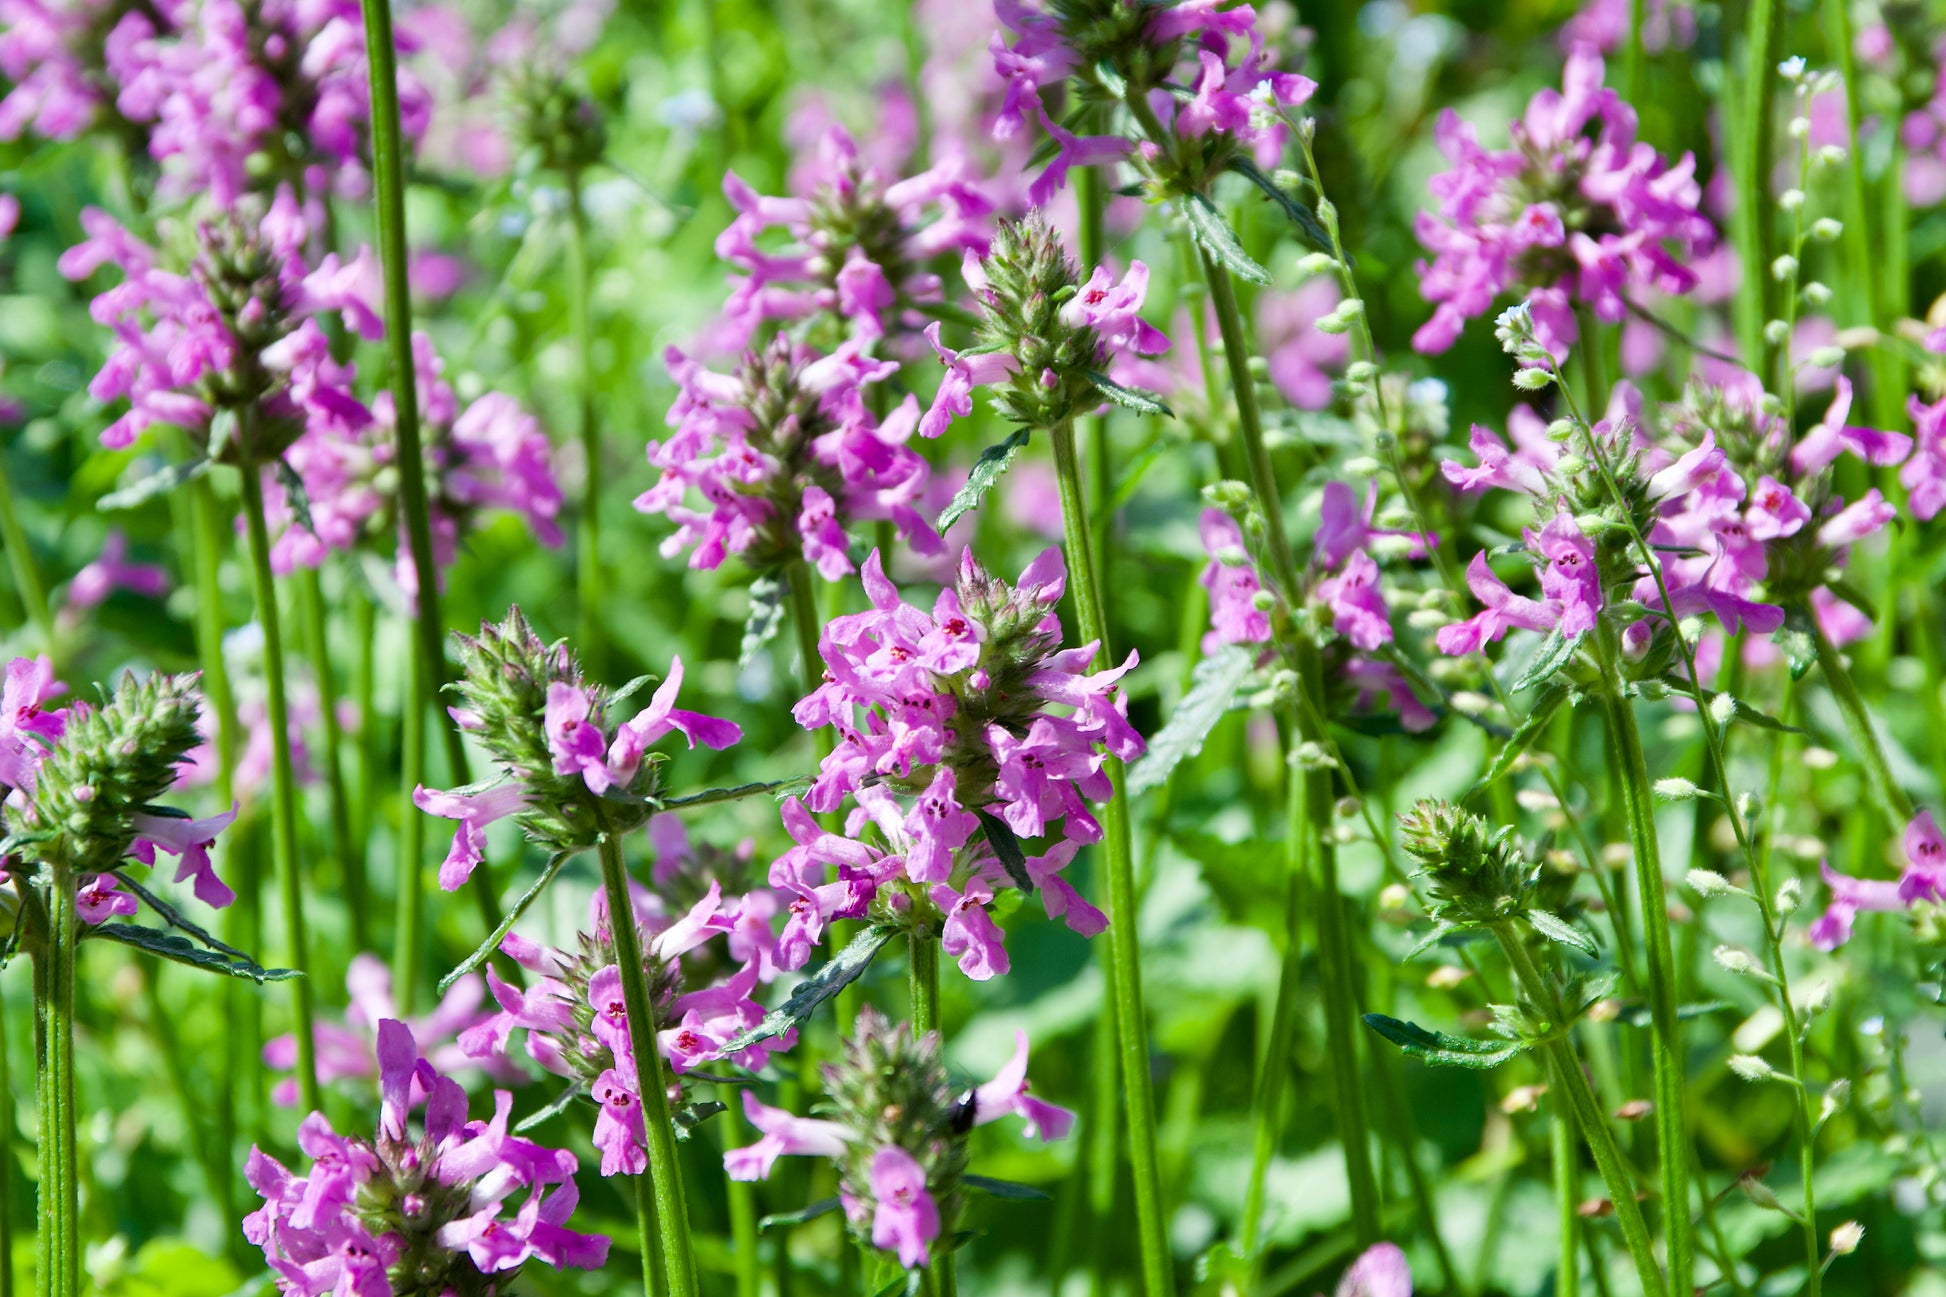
[63,530,168,612]
[128,804,239,909]
[1788,377,1911,476]
[1335,1241,1414,1297]
[868,1147,941,1269]
[1806,810,1946,950]
[724,1091,854,1181]
[968,1030,1076,1140]
[1198,509,1271,651]
[0,654,67,792]
[1435,552,1562,655]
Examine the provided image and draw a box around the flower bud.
[1807,345,1847,369]
[1787,115,1811,140]
[1776,877,1803,915]
[1820,1079,1850,1121]
[1713,945,1757,975]
[1829,1222,1865,1256]
[1654,777,1701,801]
[1513,367,1554,391]
[1771,255,1800,283]
[1296,252,1338,277]
[1344,362,1378,385]
[1817,145,1848,166]
[1764,319,1791,346]
[1342,454,1381,476]
[1779,188,1806,212]
[1801,281,1832,307]
[1686,869,1734,897]
[1378,883,1411,911]
[1729,1053,1777,1082]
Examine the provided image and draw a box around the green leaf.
[659,777,812,812]
[605,673,660,715]
[1773,604,1818,680]
[98,458,209,512]
[513,1083,587,1133]
[107,869,260,966]
[1361,1013,1525,1069]
[1526,907,1598,958]
[1402,921,1463,961]
[672,1099,727,1139]
[962,1174,1052,1201]
[274,457,316,537]
[1510,629,1584,693]
[1222,156,1333,252]
[1466,682,1571,798]
[1084,370,1174,418]
[439,849,579,993]
[975,809,1034,893]
[937,428,1033,532]
[1182,192,1270,286]
[88,924,298,983]
[739,575,788,669]
[1108,434,1176,513]
[1825,577,1878,623]
[1659,679,1803,735]
[1091,59,1127,98]
[721,924,898,1055]
[760,1198,840,1231]
[1128,645,1255,794]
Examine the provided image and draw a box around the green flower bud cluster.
[1398,799,1540,930]
[506,63,606,177]
[969,214,1107,430]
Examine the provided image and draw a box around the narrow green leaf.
[108,868,259,965]
[672,1100,728,1140]
[1222,156,1333,252]
[274,457,316,537]
[1526,908,1598,958]
[1466,682,1571,798]
[739,575,788,668]
[438,849,578,993]
[514,1083,587,1133]
[98,458,209,513]
[1510,629,1584,693]
[605,673,660,714]
[659,777,812,812]
[1658,679,1803,734]
[1091,59,1127,98]
[962,1174,1052,1202]
[721,924,898,1055]
[1128,645,1255,794]
[1402,921,1462,961]
[88,924,298,983]
[1084,370,1174,418]
[976,810,1034,894]
[1182,193,1270,285]
[937,429,1033,532]
[1361,1013,1525,1069]
[760,1198,840,1231]
[1825,577,1878,623]
[1108,434,1175,513]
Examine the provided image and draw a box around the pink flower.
[723,1091,854,1181]
[1259,278,1350,410]
[1336,1241,1414,1297]
[1198,509,1271,651]
[1789,376,1912,476]
[0,654,67,792]
[414,781,527,891]
[868,1146,941,1270]
[934,878,1010,980]
[129,803,239,909]
[1317,551,1393,651]
[1435,552,1561,655]
[1807,860,1908,952]
[64,529,168,611]
[969,1030,1075,1140]
[1532,512,1603,638]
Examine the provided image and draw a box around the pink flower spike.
[868,1146,940,1269]
[970,1030,1075,1142]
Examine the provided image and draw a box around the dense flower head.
[1558,0,1695,56]
[1807,811,1946,951]
[636,337,942,582]
[723,1007,1071,1270]
[1411,45,1714,357]
[924,212,1169,437]
[413,608,739,891]
[0,0,128,140]
[781,546,1137,976]
[62,191,381,460]
[244,1019,608,1295]
[460,867,788,1176]
[712,120,993,350]
[268,331,564,590]
[991,0,1315,198]
[103,0,432,202]
[1398,799,1541,929]
[0,660,236,919]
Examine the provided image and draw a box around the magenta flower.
[1412,45,1712,356]
[244,1020,608,1293]
[128,803,239,909]
[63,529,168,613]
[413,780,527,891]
[1199,509,1272,651]
[968,1030,1076,1141]
[869,1147,941,1269]
[1533,512,1603,637]
[1335,1241,1414,1297]
[1435,552,1562,656]
[0,654,67,792]
[1789,377,1911,477]
[1806,810,1946,950]
[724,1091,853,1181]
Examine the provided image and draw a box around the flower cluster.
[991,0,1315,200]
[461,870,789,1176]
[780,547,1135,978]
[0,658,235,922]
[244,1019,608,1295]
[269,331,564,595]
[104,0,432,202]
[923,213,1169,438]
[62,191,381,459]
[637,338,942,583]
[1808,811,1946,951]
[0,0,127,140]
[414,607,740,892]
[724,1008,1070,1270]
[1411,45,1713,357]
[713,121,993,349]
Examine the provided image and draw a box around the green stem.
[238,457,322,1116]
[1573,304,1609,418]
[1624,0,1647,107]
[595,826,698,1297]
[633,1171,667,1297]
[0,443,55,661]
[1554,1096,1580,1297]
[394,640,427,1014]
[564,166,603,675]
[1240,784,1306,1269]
[907,925,956,1297]
[1490,923,1665,1297]
[1593,632,1688,1294]
[1076,164,1112,565]
[0,978,11,1297]
[1048,416,1173,1297]
[785,560,826,701]
[1199,249,1381,1246]
[1733,0,1781,372]
[350,589,377,927]
[1826,0,1900,431]
[721,1082,761,1297]
[297,568,366,952]
[1814,625,1914,822]
[32,877,79,1297]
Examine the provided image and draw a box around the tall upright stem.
[785,560,825,702]
[721,1080,761,1297]
[0,978,11,1297]
[1826,0,1900,430]
[297,568,366,951]
[907,923,957,1297]
[1240,768,1307,1271]
[1491,923,1665,1297]
[1075,165,1113,563]
[1593,632,1689,1294]
[238,458,323,1116]
[1554,1097,1580,1297]
[1198,249,1381,1245]
[1815,626,1914,823]
[0,444,54,661]
[1733,0,1781,371]
[595,827,698,1297]
[32,877,79,1297]
[394,643,427,1013]
[564,166,604,675]
[1048,417,1173,1297]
